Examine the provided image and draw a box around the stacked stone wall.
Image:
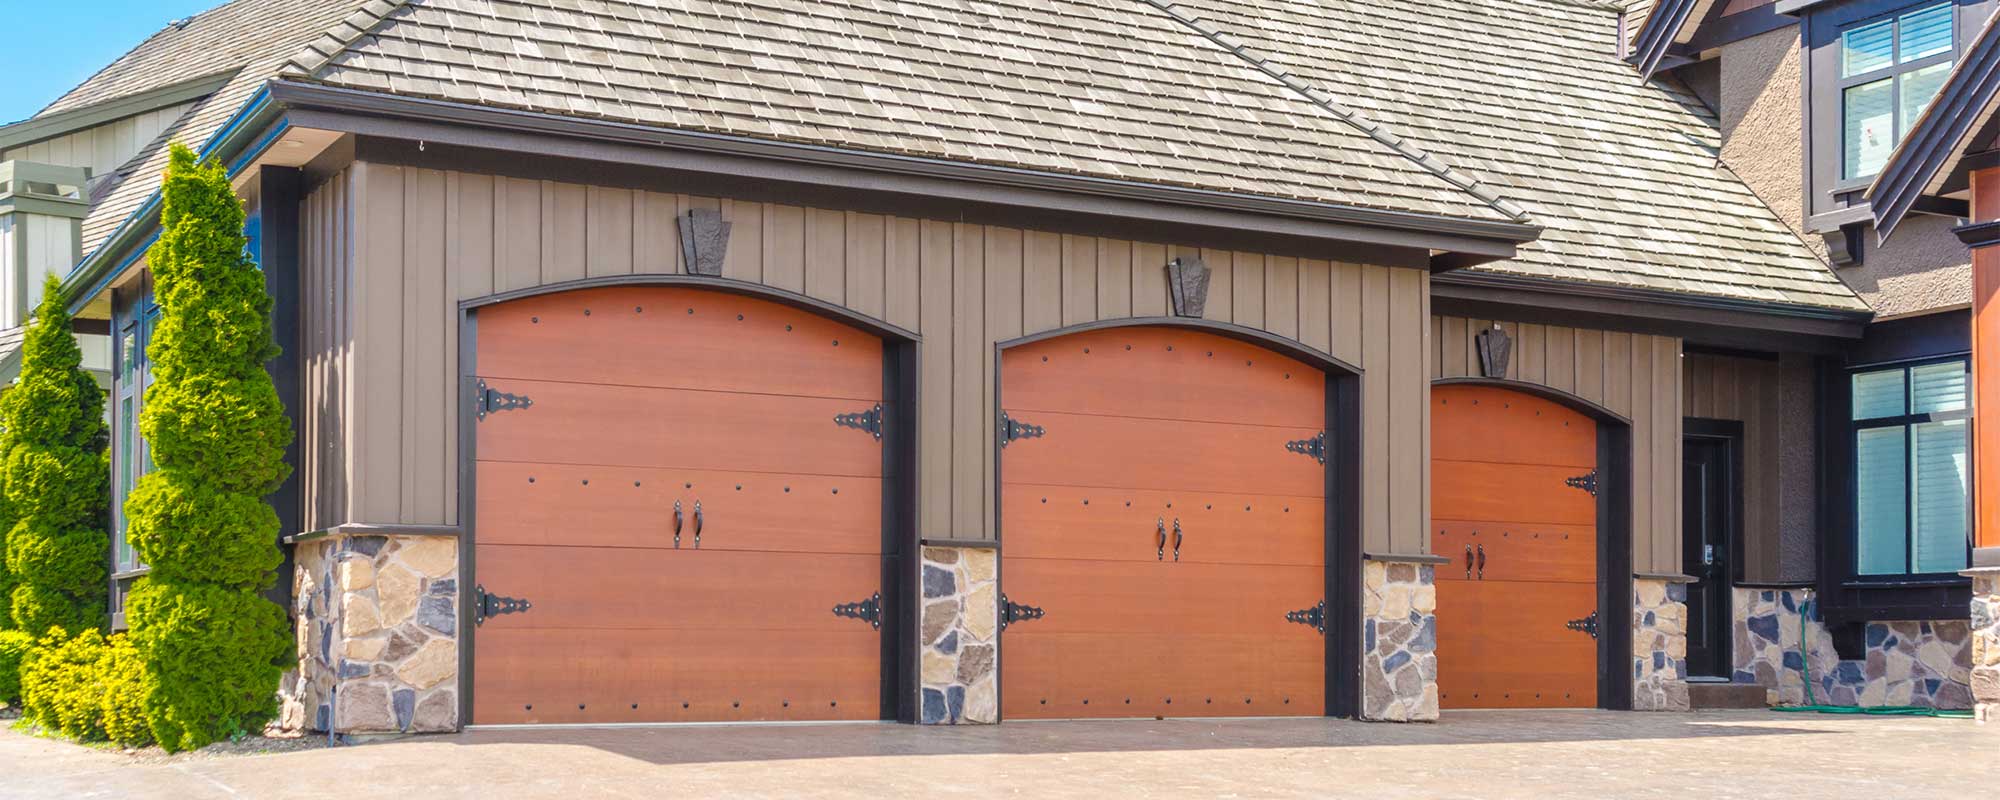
[1733,587,1970,709]
[917,546,998,724]
[1632,578,1690,711]
[1360,560,1438,721]
[280,533,461,736]
[1973,573,2000,722]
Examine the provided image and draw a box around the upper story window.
[1849,358,1970,577]
[1838,3,1955,179]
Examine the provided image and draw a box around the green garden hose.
[1768,594,1973,719]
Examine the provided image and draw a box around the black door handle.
[693,500,704,549]
[1172,519,1183,562]
[673,500,683,549]
[1476,543,1486,580]
[1156,518,1167,561]
[1465,544,1473,579]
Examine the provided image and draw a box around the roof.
[1868,6,2000,240]
[271,0,1531,228]
[1630,0,1712,77]
[1174,0,1864,311]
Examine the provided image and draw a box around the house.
[0,0,1982,735]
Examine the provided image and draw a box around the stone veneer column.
[1971,572,2000,722]
[918,545,998,724]
[280,533,461,736]
[1631,578,1690,711]
[1360,560,1438,721]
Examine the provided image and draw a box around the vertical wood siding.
[2,103,195,180]
[300,168,354,532]
[1683,352,1786,583]
[1431,316,1685,575]
[307,162,1433,553]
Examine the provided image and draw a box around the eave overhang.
[1869,9,2000,241]
[1633,0,1716,78]
[1432,270,1873,353]
[0,71,235,152]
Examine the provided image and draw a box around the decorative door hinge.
[474,584,531,626]
[1000,593,1045,631]
[832,592,883,629]
[834,404,885,440]
[1565,469,1599,497]
[1286,431,1327,464]
[1565,610,1599,640]
[1001,413,1045,447]
[474,380,533,421]
[1286,599,1327,634]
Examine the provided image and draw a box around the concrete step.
[1687,682,1768,710]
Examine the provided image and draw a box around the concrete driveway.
[3,710,1992,799]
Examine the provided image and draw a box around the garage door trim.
[457,275,922,727]
[994,317,1364,719]
[1433,376,1634,711]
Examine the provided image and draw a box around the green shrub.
[127,145,293,752]
[18,628,152,746]
[1,275,108,636]
[0,629,31,703]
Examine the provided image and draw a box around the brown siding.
[1431,316,1685,575]
[309,162,1432,552]
[1683,352,1806,583]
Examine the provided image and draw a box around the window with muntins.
[1838,2,1954,180]
[109,287,158,622]
[1850,358,1970,577]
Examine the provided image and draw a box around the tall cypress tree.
[2,275,109,637]
[124,144,292,751]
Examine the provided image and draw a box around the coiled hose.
[1768,594,1972,718]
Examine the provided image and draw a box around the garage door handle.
[1172,518,1183,562]
[1476,543,1486,580]
[1464,544,1473,579]
[673,500,684,549]
[1156,518,1167,560]
[693,500,704,549]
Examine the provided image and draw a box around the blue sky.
[3,1,222,123]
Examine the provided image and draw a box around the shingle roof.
[276,0,1525,227]
[43,0,376,255]
[1181,0,1865,311]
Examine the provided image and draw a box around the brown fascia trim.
[1870,10,2000,240]
[264,80,1538,258]
[1431,270,1872,351]
[1634,0,1707,78]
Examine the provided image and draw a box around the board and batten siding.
[1683,352,1810,584]
[298,161,1435,555]
[1431,316,1685,575]
[2,102,195,181]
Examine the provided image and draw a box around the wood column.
[1972,167,2000,553]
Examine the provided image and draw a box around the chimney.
[0,160,90,328]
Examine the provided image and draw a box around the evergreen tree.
[124,144,292,751]
[2,275,109,636]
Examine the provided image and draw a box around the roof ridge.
[32,5,226,120]
[279,0,413,78]
[1137,0,1532,225]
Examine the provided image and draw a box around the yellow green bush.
[18,628,151,745]
[0,629,31,704]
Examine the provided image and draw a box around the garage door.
[1430,384,1598,708]
[470,286,887,724]
[1000,327,1326,719]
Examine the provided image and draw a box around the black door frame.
[1682,417,1743,679]
[455,274,923,727]
[1432,377,1636,711]
[992,317,1365,719]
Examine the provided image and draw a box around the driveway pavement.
[3,710,1993,799]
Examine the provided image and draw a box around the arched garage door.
[1430,384,1598,708]
[999,326,1328,719]
[469,286,889,724]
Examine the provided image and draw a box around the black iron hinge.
[1565,610,1599,640]
[474,380,533,421]
[1286,599,1327,634]
[834,404,885,440]
[474,584,531,626]
[1001,413,1045,447]
[1000,593,1045,631]
[832,592,883,629]
[1565,469,1599,497]
[1285,431,1327,465]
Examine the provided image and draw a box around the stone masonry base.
[1632,578,1690,711]
[1360,560,1438,721]
[281,533,461,736]
[918,545,998,724]
[1734,587,1970,709]
[1971,572,1999,722]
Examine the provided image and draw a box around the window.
[109,288,158,623]
[1837,2,1955,179]
[1849,359,1970,576]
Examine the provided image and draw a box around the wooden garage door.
[1430,384,1598,708]
[1000,327,1326,719]
[471,286,887,724]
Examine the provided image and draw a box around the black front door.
[1681,431,1736,679]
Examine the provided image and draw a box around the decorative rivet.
[1041,699,1048,705]
[683,702,690,708]
[528,477,536,483]
[831,701,837,707]
[832,488,840,494]
[737,314,745,321]
[1042,356,1049,362]
[733,702,741,708]
[688,308,695,314]
[833,340,840,346]
[525,704,533,710]
[1125,344,1132,350]
[634,481,641,487]
[783,701,790,707]
[1246,360,1253,366]
[1042,498,1048,504]
[582,479,589,485]
[1084,347,1091,354]
[736,484,743,490]
[632,704,639,709]
[1166,345,1174,351]
[531,316,540,323]
[636,306,644,313]
[1083,499,1090,505]
[685,482,693,488]
[579,704,586,710]
[1206,351,1214,357]
[786,325,794,331]
[784,487,791,493]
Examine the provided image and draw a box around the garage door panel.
[1002,558,1322,635]
[1434,580,1599,708]
[1432,391,1594,467]
[475,545,882,632]
[1004,329,1323,428]
[475,379,885,478]
[1002,484,1322,565]
[1431,521,1595,585]
[1002,411,1323,496]
[476,287,882,401]
[1002,632,1323,719]
[1431,460,1596,526]
[477,462,880,554]
[474,627,881,725]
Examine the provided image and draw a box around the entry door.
[999,327,1327,719]
[1682,434,1734,679]
[1431,385,1599,708]
[470,286,887,724]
